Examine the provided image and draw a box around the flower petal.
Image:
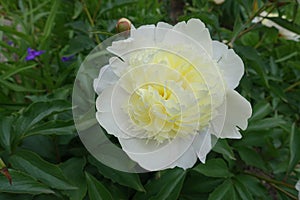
[173,18,213,56]
[119,136,195,171]
[107,37,134,58]
[108,25,156,59]
[155,22,173,42]
[192,129,212,163]
[131,25,156,47]
[212,41,244,89]
[95,86,132,139]
[109,56,128,77]
[218,89,252,139]
[93,65,119,95]
[164,144,197,170]
[157,21,173,29]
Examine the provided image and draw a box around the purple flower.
[7,41,14,46]
[25,48,45,61]
[61,55,75,62]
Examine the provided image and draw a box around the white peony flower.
[252,11,300,41]
[94,18,252,171]
[296,180,300,200]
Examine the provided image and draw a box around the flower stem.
[245,171,295,189]
[229,2,273,46]
[245,171,298,199]
[81,0,101,44]
[92,0,101,22]
[270,183,298,200]
[284,80,300,92]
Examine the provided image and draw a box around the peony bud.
[116,18,131,33]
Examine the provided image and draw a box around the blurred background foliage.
[0,0,300,199]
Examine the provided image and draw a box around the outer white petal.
[172,18,213,56]
[157,21,173,29]
[95,87,131,139]
[212,41,228,61]
[131,25,156,47]
[96,87,112,112]
[108,25,156,60]
[93,65,119,95]
[212,41,244,89]
[155,22,173,43]
[192,129,212,163]
[107,37,134,58]
[219,89,252,139]
[164,145,197,170]
[118,136,195,171]
[109,57,128,77]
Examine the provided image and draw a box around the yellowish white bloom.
[94,18,252,171]
[252,11,300,41]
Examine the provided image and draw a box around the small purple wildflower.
[7,41,14,46]
[61,55,75,62]
[25,48,45,61]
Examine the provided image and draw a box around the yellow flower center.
[120,49,219,143]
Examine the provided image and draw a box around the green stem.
[92,0,102,22]
[229,2,273,46]
[270,183,298,200]
[246,171,298,199]
[285,81,300,92]
[245,171,295,189]
[81,0,101,44]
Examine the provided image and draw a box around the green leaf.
[235,45,269,88]
[208,179,237,200]
[233,178,254,200]
[0,25,32,43]
[25,120,75,137]
[15,100,71,136]
[0,169,54,194]
[236,175,269,199]
[99,0,138,15]
[32,194,62,200]
[267,17,300,35]
[247,117,285,131]
[213,139,236,160]
[250,101,272,121]
[270,85,288,102]
[0,193,32,200]
[72,1,83,19]
[67,35,95,54]
[88,156,145,192]
[193,158,233,178]
[0,78,44,93]
[60,158,87,200]
[85,172,113,200]
[133,168,186,200]
[0,64,37,80]
[40,0,60,49]
[237,147,267,170]
[288,123,300,173]
[9,150,75,190]
[0,116,13,152]
[181,172,223,198]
